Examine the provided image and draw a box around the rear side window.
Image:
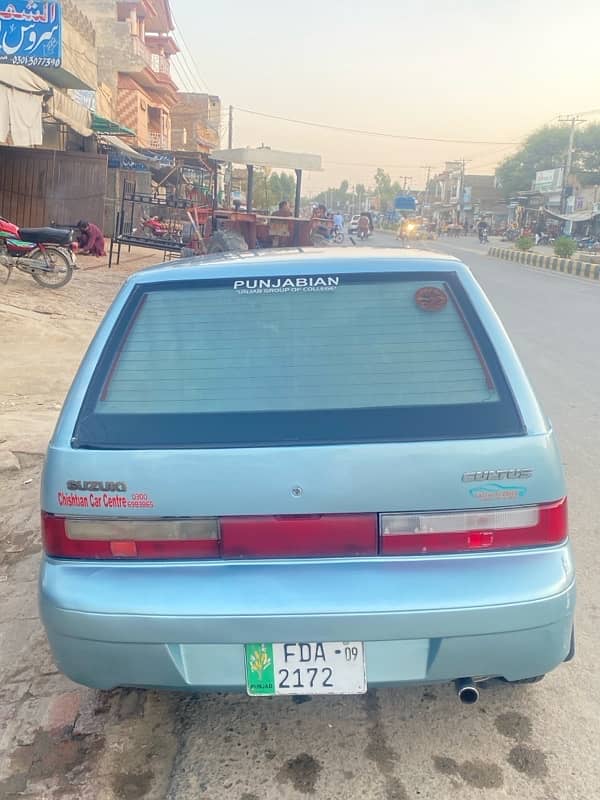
[74,271,524,448]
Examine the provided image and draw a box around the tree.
[373,169,409,212]
[572,123,600,176]
[495,126,569,197]
[494,123,600,197]
[241,170,296,210]
[312,179,353,210]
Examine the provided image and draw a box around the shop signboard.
[0,0,61,67]
[534,168,564,193]
[463,186,472,210]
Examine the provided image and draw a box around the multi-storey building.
[77,0,179,149]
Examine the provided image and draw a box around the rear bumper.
[39,546,576,691]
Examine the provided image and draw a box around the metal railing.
[130,36,170,76]
[149,130,168,149]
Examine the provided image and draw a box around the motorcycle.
[133,215,170,238]
[478,229,489,244]
[501,228,519,242]
[576,236,600,252]
[0,217,76,289]
[331,225,345,244]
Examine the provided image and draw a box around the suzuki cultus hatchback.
[40,249,575,703]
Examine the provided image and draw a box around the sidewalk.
[488,243,600,281]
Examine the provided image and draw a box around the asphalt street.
[165,235,599,800]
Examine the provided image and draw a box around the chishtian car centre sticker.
[415,286,448,311]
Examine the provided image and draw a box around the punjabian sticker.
[233,276,340,295]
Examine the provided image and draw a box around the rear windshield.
[73,271,523,448]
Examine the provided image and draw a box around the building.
[461,175,506,227]
[546,172,600,237]
[428,162,463,224]
[429,164,507,228]
[171,93,221,153]
[77,0,180,149]
[0,0,100,149]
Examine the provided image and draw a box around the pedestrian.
[274,200,292,217]
[76,220,106,257]
[333,210,344,233]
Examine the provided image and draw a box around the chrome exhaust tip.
[455,678,480,705]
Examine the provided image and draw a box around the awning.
[49,91,93,138]
[100,134,152,161]
[211,146,322,171]
[0,65,47,146]
[544,208,600,223]
[91,113,135,136]
[0,65,48,94]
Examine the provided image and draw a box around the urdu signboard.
[0,1,61,67]
[534,168,564,193]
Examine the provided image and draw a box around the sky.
[171,0,600,194]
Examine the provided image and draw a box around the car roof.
[131,247,465,286]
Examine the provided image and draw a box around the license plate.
[245,642,366,696]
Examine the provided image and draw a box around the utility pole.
[399,176,411,192]
[559,114,584,214]
[457,158,468,224]
[421,165,433,218]
[226,104,233,208]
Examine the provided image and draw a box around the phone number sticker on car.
[245,641,366,696]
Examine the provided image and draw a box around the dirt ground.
[0,247,179,800]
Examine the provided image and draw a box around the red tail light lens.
[42,513,220,559]
[380,499,567,555]
[220,514,377,559]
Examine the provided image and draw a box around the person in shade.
[76,220,106,257]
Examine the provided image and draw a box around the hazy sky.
[172,0,600,193]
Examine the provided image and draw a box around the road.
[1,238,598,800]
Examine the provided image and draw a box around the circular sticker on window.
[415,286,448,311]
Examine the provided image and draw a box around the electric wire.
[234,106,521,146]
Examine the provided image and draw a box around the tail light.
[41,513,377,560]
[42,501,567,561]
[220,514,377,558]
[380,499,567,555]
[42,513,220,559]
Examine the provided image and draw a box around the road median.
[488,245,600,281]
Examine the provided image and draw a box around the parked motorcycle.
[576,236,600,251]
[0,217,76,288]
[133,215,170,238]
[501,228,519,242]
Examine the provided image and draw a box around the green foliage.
[313,179,360,210]
[554,236,577,258]
[496,122,600,197]
[496,126,569,197]
[247,170,296,211]
[515,236,534,251]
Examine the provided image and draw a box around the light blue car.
[39,249,574,703]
